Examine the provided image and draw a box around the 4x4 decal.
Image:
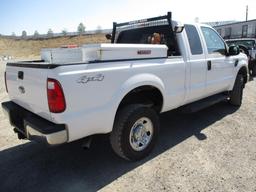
[77,74,104,84]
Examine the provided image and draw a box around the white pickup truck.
[2,12,248,160]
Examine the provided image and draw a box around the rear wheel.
[229,74,244,106]
[110,104,159,161]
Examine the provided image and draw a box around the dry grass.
[0,34,109,59]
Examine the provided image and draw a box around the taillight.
[47,78,66,113]
[61,44,78,48]
[4,71,8,93]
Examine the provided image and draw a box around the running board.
[180,93,228,113]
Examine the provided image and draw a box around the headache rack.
[111,12,174,43]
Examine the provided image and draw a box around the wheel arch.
[229,65,248,91]
[238,45,249,56]
[237,66,248,85]
[117,85,164,113]
[112,74,165,122]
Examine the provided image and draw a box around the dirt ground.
[0,61,255,192]
[0,34,108,59]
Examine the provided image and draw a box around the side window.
[217,29,222,35]
[185,25,203,55]
[242,25,248,38]
[201,27,226,55]
[255,26,256,38]
[224,27,231,39]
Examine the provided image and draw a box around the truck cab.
[109,15,247,104]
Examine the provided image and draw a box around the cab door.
[200,27,235,96]
[184,24,207,103]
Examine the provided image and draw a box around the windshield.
[226,40,255,49]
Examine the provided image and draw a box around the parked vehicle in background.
[226,38,256,77]
[213,19,256,78]
[2,12,248,161]
[214,19,256,39]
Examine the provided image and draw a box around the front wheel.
[229,74,244,106]
[110,104,160,161]
[252,62,256,77]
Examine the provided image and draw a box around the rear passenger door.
[185,24,207,103]
[200,27,234,95]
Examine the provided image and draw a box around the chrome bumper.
[2,101,67,145]
[26,125,67,145]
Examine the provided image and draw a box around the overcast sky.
[0,0,255,35]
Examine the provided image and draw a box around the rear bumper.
[1,101,67,145]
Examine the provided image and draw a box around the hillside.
[0,34,108,59]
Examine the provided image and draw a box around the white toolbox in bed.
[41,44,168,64]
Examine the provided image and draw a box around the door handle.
[18,71,24,80]
[207,61,212,70]
[234,59,239,67]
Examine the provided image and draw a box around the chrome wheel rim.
[129,117,153,151]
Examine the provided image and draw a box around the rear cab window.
[116,25,181,56]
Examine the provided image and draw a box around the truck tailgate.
[5,63,52,121]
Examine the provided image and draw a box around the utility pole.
[246,5,248,21]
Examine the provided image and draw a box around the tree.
[34,30,39,38]
[96,25,102,34]
[62,29,68,36]
[21,30,27,38]
[11,32,16,37]
[77,23,85,34]
[194,17,200,23]
[47,28,53,37]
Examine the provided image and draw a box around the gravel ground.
[0,61,255,192]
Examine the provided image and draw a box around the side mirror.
[105,34,112,40]
[228,45,240,56]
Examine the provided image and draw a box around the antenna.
[246,5,248,21]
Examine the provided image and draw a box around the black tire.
[110,104,160,161]
[229,74,244,106]
[252,63,256,77]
